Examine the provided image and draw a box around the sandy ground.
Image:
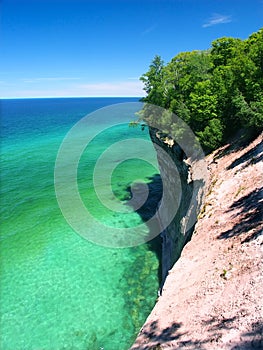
[131,133,263,350]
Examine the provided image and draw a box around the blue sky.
[1,0,262,98]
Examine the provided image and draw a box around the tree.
[140,28,263,152]
[211,37,242,67]
[189,80,218,132]
[140,55,165,105]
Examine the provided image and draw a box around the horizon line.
[1,95,144,100]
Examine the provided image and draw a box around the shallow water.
[0,98,161,350]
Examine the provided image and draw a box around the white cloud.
[203,13,232,28]
[23,77,81,83]
[141,25,156,35]
[0,80,145,98]
[74,81,144,97]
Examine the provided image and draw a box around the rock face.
[131,132,263,350]
[149,127,206,288]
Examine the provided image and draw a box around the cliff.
[148,127,206,287]
[131,132,263,349]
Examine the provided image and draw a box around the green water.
[0,98,161,350]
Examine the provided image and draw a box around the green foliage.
[140,55,165,105]
[189,80,218,131]
[140,28,263,152]
[197,118,224,151]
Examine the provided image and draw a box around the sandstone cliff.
[131,132,263,350]
[149,127,206,287]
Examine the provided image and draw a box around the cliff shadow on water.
[125,174,163,285]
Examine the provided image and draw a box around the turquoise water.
[0,98,161,350]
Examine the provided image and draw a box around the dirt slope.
[131,133,263,350]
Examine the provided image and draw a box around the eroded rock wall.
[149,127,206,287]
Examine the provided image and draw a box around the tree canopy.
[140,28,263,152]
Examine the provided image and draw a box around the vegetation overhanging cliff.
[140,28,263,153]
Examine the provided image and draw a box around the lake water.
[0,97,162,350]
